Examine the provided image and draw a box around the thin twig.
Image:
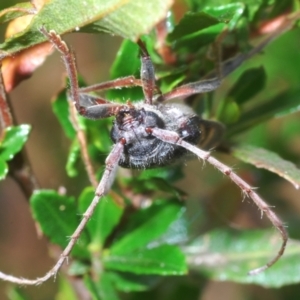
[0,65,13,130]
[68,98,98,188]
[149,127,287,275]
[0,64,39,197]
[0,141,123,285]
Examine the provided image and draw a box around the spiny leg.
[137,39,161,104]
[40,28,141,108]
[146,127,287,275]
[0,139,125,285]
[79,76,142,93]
[76,94,124,119]
[40,27,81,111]
[80,39,163,100]
[41,29,160,107]
[161,78,222,102]
[160,32,223,102]
[159,17,297,103]
[40,28,159,116]
[45,139,123,282]
[203,27,289,80]
[40,28,128,119]
[41,29,143,96]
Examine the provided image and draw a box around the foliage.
[1,0,300,299]
[0,125,31,179]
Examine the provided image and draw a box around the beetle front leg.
[40,27,81,111]
[137,39,162,104]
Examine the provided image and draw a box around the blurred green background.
[1,0,300,299]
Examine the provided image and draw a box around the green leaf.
[0,158,8,180]
[84,272,120,300]
[167,4,244,53]
[55,277,79,300]
[245,0,267,21]
[66,139,80,177]
[104,244,187,275]
[107,39,142,102]
[0,0,173,56]
[155,206,189,246]
[98,273,120,300]
[232,144,300,189]
[227,67,267,104]
[203,3,245,30]
[123,164,185,197]
[30,190,90,258]
[216,98,240,124]
[270,0,293,18]
[0,125,31,161]
[78,187,123,249]
[107,272,153,292]
[0,3,33,24]
[158,70,186,94]
[82,1,173,40]
[168,11,219,42]
[68,260,90,276]
[84,275,102,300]
[193,0,261,22]
[52,89,76,139]
[86,119,111,156]
[127,177,184,198]
[7,287,29,300]
[227,87,300,136]
[110,201,183,254]
[138,165,184,182]
[102,201,188,273]
[185,228,300,288]
[166,10,225,52]
[172,23,225,52]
